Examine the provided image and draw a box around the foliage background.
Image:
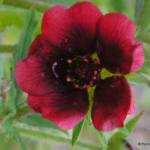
[0,0,150,150]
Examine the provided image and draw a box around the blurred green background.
[0,0,150,150]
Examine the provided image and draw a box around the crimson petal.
[42,2,101,53]
[92,77,131,131]
[68,2,102,52]
[29,35,59,61]
[28,90,88,130]
[97,13,144,74]
[15,55,58,96]
[42,5,70,48]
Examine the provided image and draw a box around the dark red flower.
[15,2,144,131]
[97,13,144,74]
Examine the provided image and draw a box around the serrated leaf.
[72,120,84,146]
[20,113,67,134]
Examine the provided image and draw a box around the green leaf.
[137,30,150,44]
[50,0,76,6]
[13,128,26,150]
[126,112,143,133]
[127,46,150,85]
[14,9,37,62]
[93,130,107,150]
[2,0,49,12]
[108,112,143,150]
[109,0,125,12]
[17,125,99,150]
[85,117,107,150]
[0,133,13,150]
[20,113,67,134]
[127,73,149,85]
[135,0,150,28]
[108,139,127,150]
[0,100,4,115]
[7,9,37,112]
[2,116,26,150]
[72,120,84,145]
[0,6,26,32]
[135,0,144,24]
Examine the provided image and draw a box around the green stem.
[2,0,49,12]
[0,45,16,53]
[17,125,99,150]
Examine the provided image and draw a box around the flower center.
[52,55,100,89]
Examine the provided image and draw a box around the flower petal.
[42,5,71,48]
[42,2,101,53]
[68,2,102,52]
[29,35,44,55]
[128,96,135,114]
[92,77,131,131]
[28,90,88,130]
[97,13,144,74]
[15,55,58,95]
[130,42,144,72]
[29,35,59,61]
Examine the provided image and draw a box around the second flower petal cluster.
[15,2,144,131]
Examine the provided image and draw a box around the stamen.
[52,62,59,78]
[82,84,89,89]
[74,84,79,88]
[92,76,97,80]
[66,76,71,82]
[94,70,98,75]
[68,47,73,51]
[41,72,45,78]
[67,59,72,64]
[90,81,94,85]
[60,58,64,61]
[94,59,100,64]
[52,54,100,89]
[64,38,68,43]
[83,57,89,62]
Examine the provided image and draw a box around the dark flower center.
[52,55,100,89]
